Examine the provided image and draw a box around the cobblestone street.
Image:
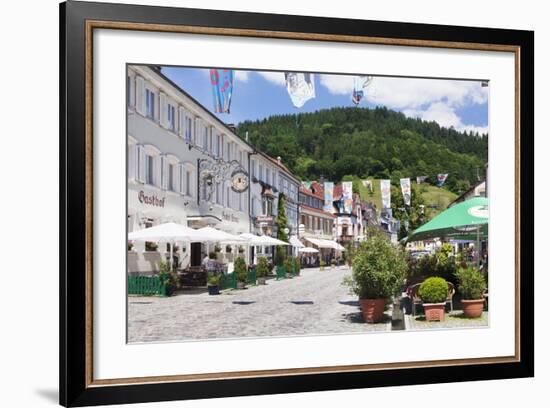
[128,266,392,343]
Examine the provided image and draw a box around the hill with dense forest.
[236,106,487,195]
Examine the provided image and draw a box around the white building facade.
[127,66,252,274]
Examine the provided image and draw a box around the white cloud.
[320,74,488,134]
[319,74,354,95]
[256,71,286,86]
[404,102,488,135]
[235,71,250,83]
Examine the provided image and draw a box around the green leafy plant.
[284,256,294,275]
[208,251,217,259]
[238,246,245,253]
[158,261,178,292]
[275,246,287,266]
[418,277,448,303]
[214,245,221,253]
[127,242,134,251]
[207,273,220,287]
[342,229,407,300]
[225,245,232,253]
[234,256,247,283]
[455,266,486,300]
[257,257,269,278]
[145,241,158,252]
[320,260,326,269]
[293,257,301,276]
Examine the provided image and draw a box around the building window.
[262,197,273,216]
[145,89,155,119]
[167,104,176,132]
[185,116,192,141]
[168,163,175,191]
[145,154,154,185]
[259,164,264,182]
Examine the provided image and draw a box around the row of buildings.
[127,65,398,273]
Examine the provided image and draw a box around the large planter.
[359,299,386,323]
[460,299,484,318]
[423,303,446,321]
[208,285,220,295]
[164,285,175,297]
[257,277,267,285]
[236,281,246,290]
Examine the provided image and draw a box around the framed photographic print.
[60,0,534,406]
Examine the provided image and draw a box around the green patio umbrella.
[406,197,488,243]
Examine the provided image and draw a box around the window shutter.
[160,155,168,189]
[135,76,145,115]
[194,117,200,145]
[178,107,185,137]
[128,143,136,180]
[137,145,145,183]
[159,92,167,128]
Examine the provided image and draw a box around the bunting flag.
[400,178,411,206]
[352,76,373,105]
[436,173,449,187]
[380,179,391,209]
[284,72,315,108]
[323,182,334,212]
[302,181,312,189]
[210,69,234,113]
[362,179,373,192]
[416,175,428,185]
[342,182,353,214]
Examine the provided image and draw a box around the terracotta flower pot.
[359,299,386,323]
[461,299,485,318]
[423,303,446,321]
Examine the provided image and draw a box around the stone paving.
[128,266,391,343]
[405,310,489,331]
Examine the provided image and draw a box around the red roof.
[300,205,336,218]
[299,184,323,199]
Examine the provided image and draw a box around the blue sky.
[161,66,489,135]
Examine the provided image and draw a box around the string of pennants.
[304,174,448,217]
[209,69,374,113]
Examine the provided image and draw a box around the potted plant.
[127,242,134,251]
[238,246,245,254]
[208,251,217,260]
[225,245,233,254]
[455,266,486,318]
[214,245,221,253]
[145,241,158,252]
[257,257,269,285]
[284,257,294,278]
[319,259,326,270]
[342,230,407,323]
[418,277,448,321]
[207,273,220,295]
[158,261,178,296]
[234,256,247,289]
[293,257,301,276]
[331,259,336,269]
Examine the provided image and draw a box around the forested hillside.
[237,106,487,195]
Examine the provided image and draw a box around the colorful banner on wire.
[284,72,315,108]
[380,179,391,209]
[323,182,334,212]
[352,76,373,105]
[436,173,449,187]
[342,181,353,213]
[210,69,234,113]
[400,178,411,206]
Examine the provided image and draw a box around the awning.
[305,237,345,251]
[239,233,289,246]
[299,247,319,253]
[289,236,304,248]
